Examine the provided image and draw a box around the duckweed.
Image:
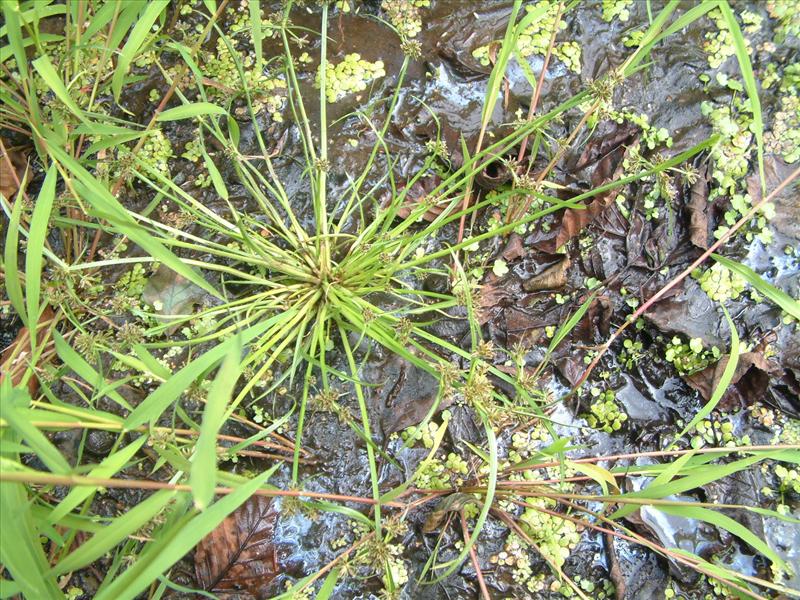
[519,498,581,568]
[600,0,633,23]
[664,336,721,376]
[586,387,628,433]
[202,37,287,121]
[694,263,747,303]
[473,1,581,74]
[317,53,386,103]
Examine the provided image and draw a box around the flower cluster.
[381,0,430,39]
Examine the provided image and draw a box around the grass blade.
[1,384,71,474]
[3,174,28,326]
[0,480,62,599]
[25,163,57,348]
[712,254,800,321]
[124,318,274,429]
[155,102,227,121]
[111,1,169,102]
[32,55,88,123]
[191,337,242,510]
[53,332,133,411]
[717,0,765,195]
[657,504,784,570]
[672,304,739,444]
[48,436,148,523]
[94,467,277,600]
[48,490,176,576]
[44,138,221,299]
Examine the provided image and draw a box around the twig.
[603,531,626,600]
[0,470,406,508]
[574,163,800,390]
[460,511,492,600]
[516,2,563,163]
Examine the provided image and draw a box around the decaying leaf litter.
[1,1,800,599]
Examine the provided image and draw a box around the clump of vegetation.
[473,1,581,74]
[694,263,748,302]
[2,1,799,599]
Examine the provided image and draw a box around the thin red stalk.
[574,164,800,390]
[460,511,492,600]
[516,2,563,163]
[0,471,405,507]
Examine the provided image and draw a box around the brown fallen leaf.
[686,351,780,409]
[535,122,639,253]
[500,233,525,262]
[381,175,450,222]
[0,306,56,396]
[686,166,710,249]
[0,137,29,202]
[522,255,570,292]
[423,493,480,533]
[195,495,279,599]
[376,356,450,436]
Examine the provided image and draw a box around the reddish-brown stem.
[516,2,563,163]
[460,511,492,600]
[574,164,800,390]
[0,470,405,508]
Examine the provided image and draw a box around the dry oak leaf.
[0,139,29,201]
[194,495,279,599]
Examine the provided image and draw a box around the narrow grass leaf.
[548,292,596,355]
[1,385,70,474]
[124,318,274,429]
[49,490,177,576]
[25,164,57,344]
[713,254,800,320]
[0,481,61,599]
[202,148,229,201]
[191,338,242,510]
[45,139,221,299]
[156,102,227,122]
[609,452,791,519]
[315,568,341,600]
[32,55,88,123]
[111,1,169,101]
[49,436,148,523]
[658,504,784,569]
[1,1,30,79]
[249,0,263,73]
[672,304,739,443]
[718,0,765,195]
[53,332,132,411]
[3,178,28,325]
[94,468,277,600]
[566,460,618,495]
